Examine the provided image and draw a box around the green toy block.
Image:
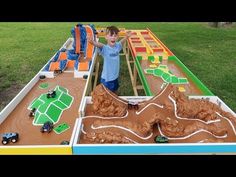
[46,104,62,122]
[162,72,170,82]
[154,69,163,77]
[159,56,163,62]
[148,56,155,62]
[145,69,154,74]
[59,93,73,107]
[53,123,70,134]
[171,76,179,84]
[179,78,188,84]
[136,56,142,61]
[34,114,52,125]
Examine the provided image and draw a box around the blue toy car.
[40,121,54,133]
[2,132,19,145]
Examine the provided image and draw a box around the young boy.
[87,26,131,93]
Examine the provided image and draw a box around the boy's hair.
[106,26,120,36]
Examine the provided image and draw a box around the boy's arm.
[120,31,132,45]
[87,36,104,48]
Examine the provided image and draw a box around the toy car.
[40,121,54,133]
[154,135,169,143]
[83,74,88,80]
[128,101,139,110]
[29,108,36,117]
[39,75,46,80]
[47,90,56,98]
[54,69,62,74]
[2,132,19,145]
[60,140,70,145]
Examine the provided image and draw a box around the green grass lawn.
[0,22,236,112]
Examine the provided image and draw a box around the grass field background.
[0,22,235,112]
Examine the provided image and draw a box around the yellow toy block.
[149,64,158,68]
[154,57,160,64]
[150,57,160,64]
[163,52,168,60]
[178,86,186,92]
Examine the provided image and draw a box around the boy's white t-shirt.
[98,41,122,82]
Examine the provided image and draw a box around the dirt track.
[0,72,86,145]
[79,84,236,144]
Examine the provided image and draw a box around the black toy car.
[54,69,62,75]
[47,90,56,98]
[29,108,36,117]
[2,132,19,145]
[40,121,54,133]
[39,75,46,80]
[60,140,70,145]
[128,101,139,110]
[83,74,88,80]
[154,135,169,143]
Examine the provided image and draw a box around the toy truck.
[154,135,169,143]
[47,90,56,98]
[1,132,19,145]
[29,108,36,117]
[40,121,54,133]
[128,101,139,110]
